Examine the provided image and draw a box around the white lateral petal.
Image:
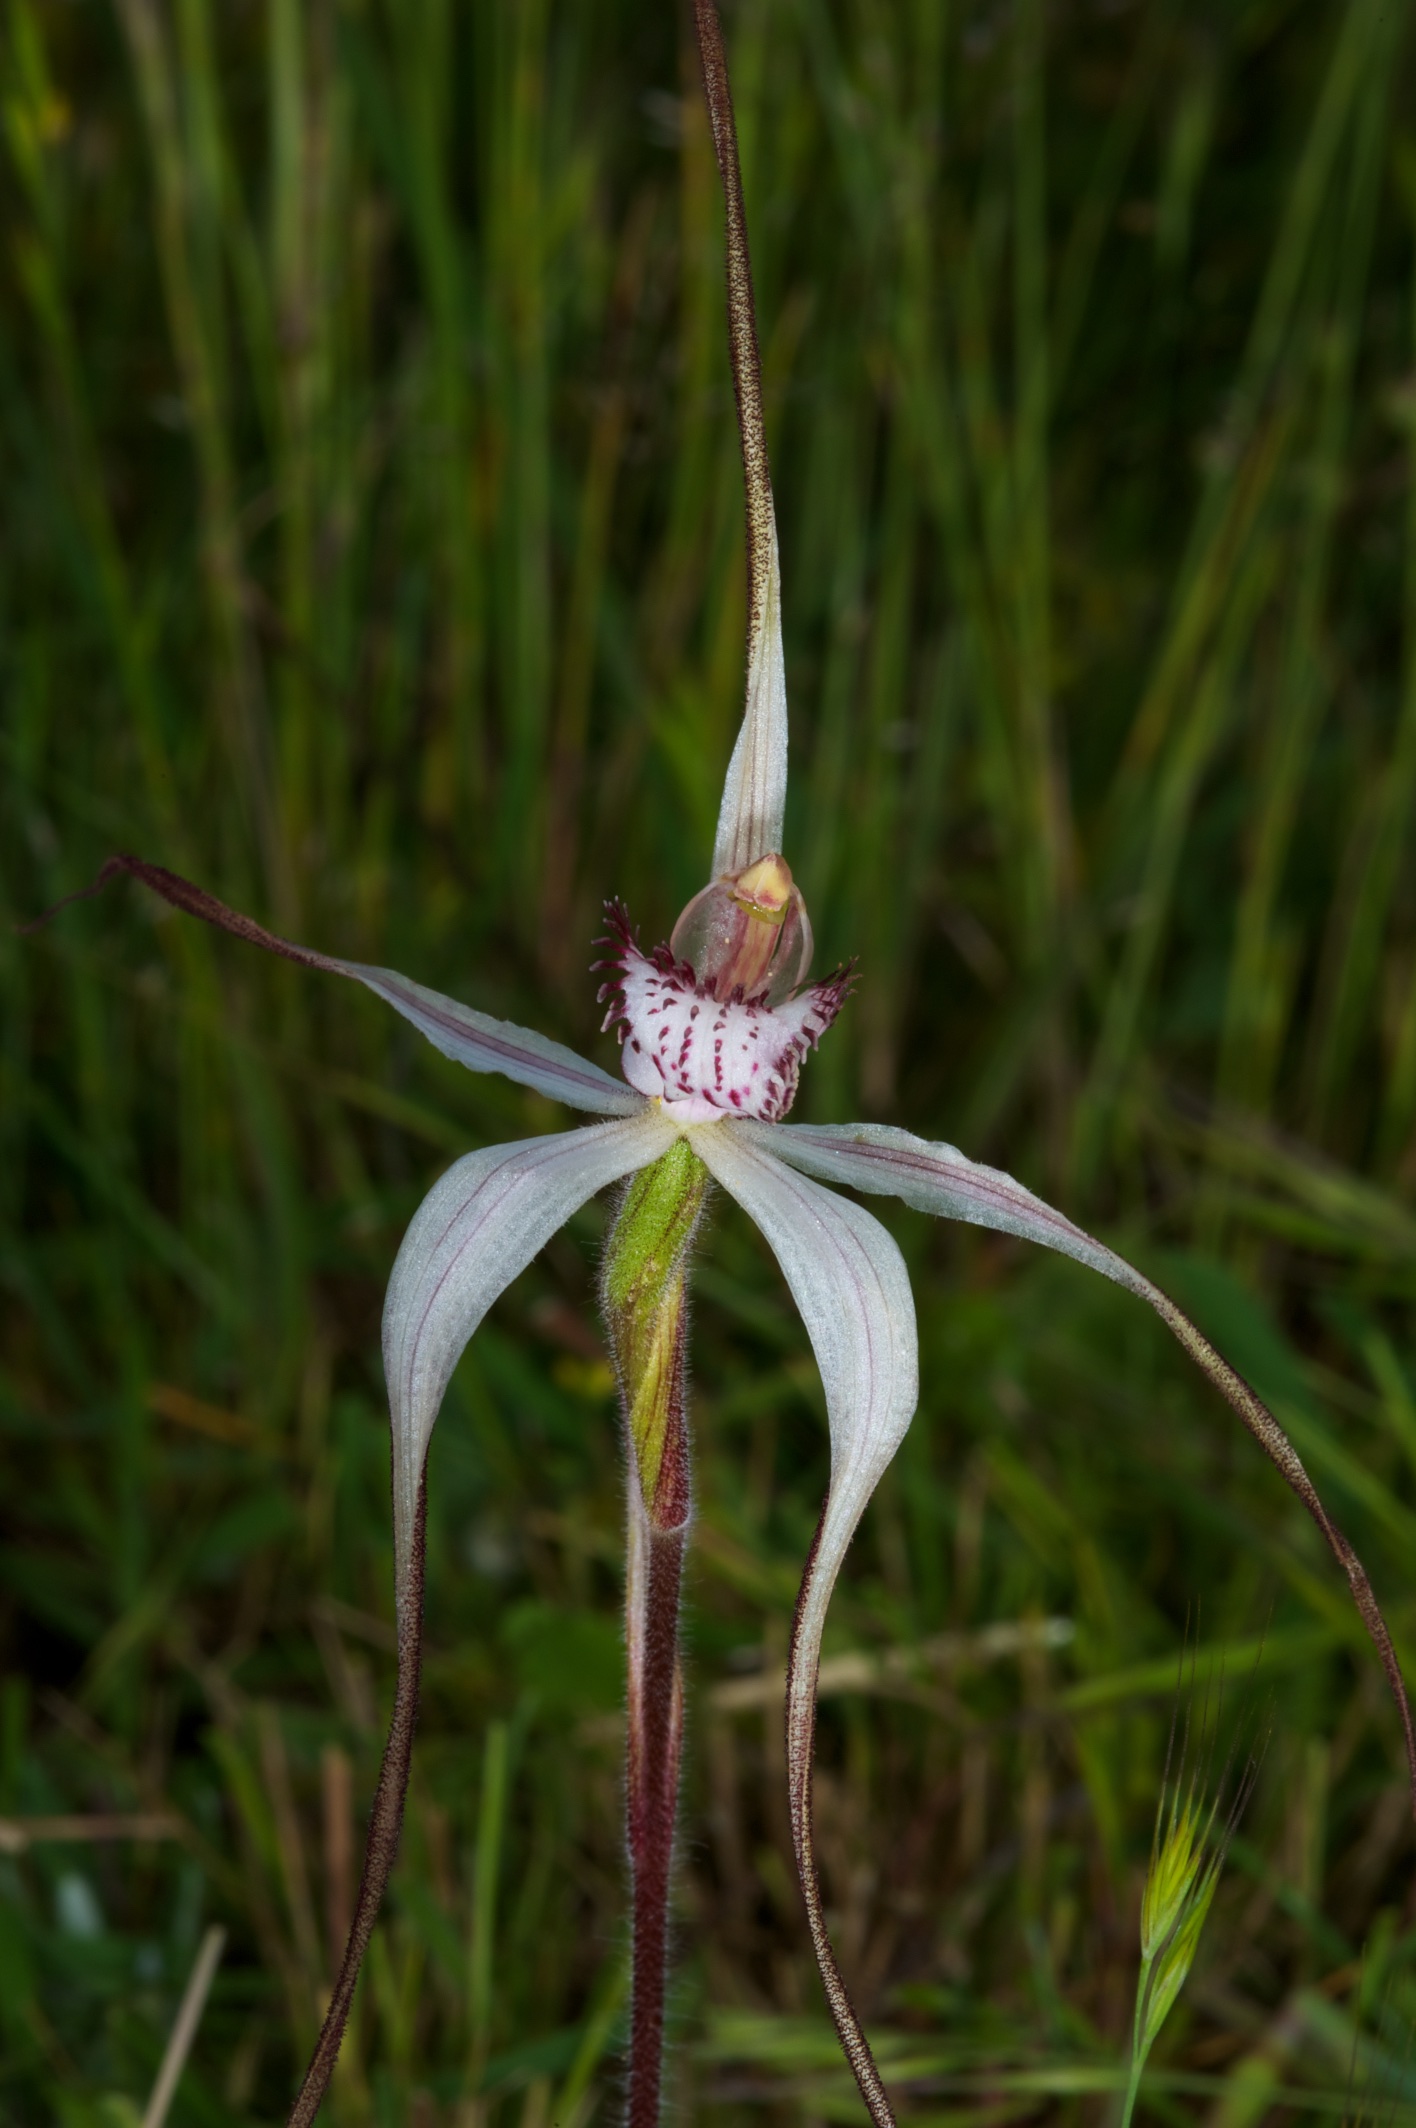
[383,1109,675,1604]
[712,515,788,878]
[748,1120,1126,1284]
[348,963,645,1116]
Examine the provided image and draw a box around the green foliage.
[3,0,1416,2121]
[1122,1705,1256,2127]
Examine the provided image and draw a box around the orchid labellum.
[34,3,1416,2124]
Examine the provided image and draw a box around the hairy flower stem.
[602,1141,709,2128]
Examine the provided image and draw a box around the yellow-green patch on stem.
[602,1139,709,1527]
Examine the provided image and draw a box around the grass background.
[4,0,1416,2119]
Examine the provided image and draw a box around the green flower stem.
[601,1138,709,2128]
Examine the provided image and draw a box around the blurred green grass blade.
[467,1718,510,2081]
[1074,529,1281,1185]
[115,0,283,908]
[1213,6,1397,1140]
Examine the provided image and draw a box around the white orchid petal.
[81,854,641,1116]
[691,1124,918,1523]
[383,1109,676,1605]
[690,1123,915,2121]
[290,1105,672,2126]
[746,1120,1119,1278]
[712,515,788,878]
[294,1108,676,2121]
[346,962,644,1115]
[753,1119,1416,1804]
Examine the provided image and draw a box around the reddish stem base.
[625,1518,686,2128]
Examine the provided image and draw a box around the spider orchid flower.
[32,5,1416,2125]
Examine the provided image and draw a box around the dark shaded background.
[3,0,1416,2119]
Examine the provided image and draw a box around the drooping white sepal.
[691,1125,918,1499]
[690,1122,917,2123]
[349,962,647,1116]
[690,1122,919,1709]
[382,1110,676,1609]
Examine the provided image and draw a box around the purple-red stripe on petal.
[28,854,644,1116]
